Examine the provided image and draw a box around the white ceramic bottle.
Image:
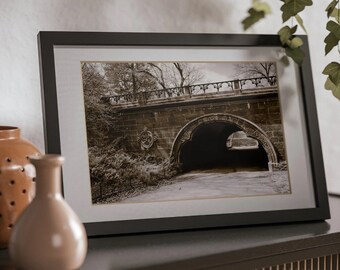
[9,154,87,270]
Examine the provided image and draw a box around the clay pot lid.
[0,126,20,140]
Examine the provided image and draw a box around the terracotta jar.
[0,126,40,248]
[9,154,88,270]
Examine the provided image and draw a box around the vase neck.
[0,126,20,140]
[35,166,62,198]
[30,155,64,199]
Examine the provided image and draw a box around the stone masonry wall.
[112,93,286,162]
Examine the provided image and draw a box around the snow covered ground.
[122,170,290,203]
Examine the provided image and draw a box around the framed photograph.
[38,32,330,236]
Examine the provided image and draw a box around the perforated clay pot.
[0,126,40,248]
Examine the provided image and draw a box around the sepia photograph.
[40,32,328,235]
[81,61,291,205]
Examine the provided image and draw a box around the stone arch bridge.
[103,76,285,172]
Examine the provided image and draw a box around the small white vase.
[9,154,87,270]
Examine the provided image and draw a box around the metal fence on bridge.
[101,76,277,105]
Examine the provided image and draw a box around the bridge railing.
[101,76,277,105]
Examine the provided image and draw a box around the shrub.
[88,140,179,203]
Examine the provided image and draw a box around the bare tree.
[103,63,158,94]
[141,63,204,90]
[140,63,168,90]
[82,62,107,98]
[172,63,204,88]
[233,62,276,80]
[96,62,204,97]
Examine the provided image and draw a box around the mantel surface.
[1,195,340,269]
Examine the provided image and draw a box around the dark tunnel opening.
[179,122,269,173]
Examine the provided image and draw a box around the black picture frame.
[38,32,330,236]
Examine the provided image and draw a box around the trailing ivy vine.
[323,0,340,99]
[242,0,340,100]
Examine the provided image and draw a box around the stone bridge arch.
[170,113,278,171]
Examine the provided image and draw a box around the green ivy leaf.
[325,77,336,91]
[332,85,340,99]
[295,14,307,33]
[290,37,304,48]
[324,32,339,55]
[326,20,340,39]
[285,47,305,65]
[278,25,304,64]
[281,0,313,22]
[280,55,290,66]
[331,8,340,23]
[325,77,340,99]
[290,25,298,34]
[325,21,340,55]
[323,62,340,85]
[278,26,292,44]
[278,25,298,45]
[326,0,339,18]
[253,1,271,14]
[242,8,265,30]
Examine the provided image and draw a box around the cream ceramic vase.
[9,155,87,270]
